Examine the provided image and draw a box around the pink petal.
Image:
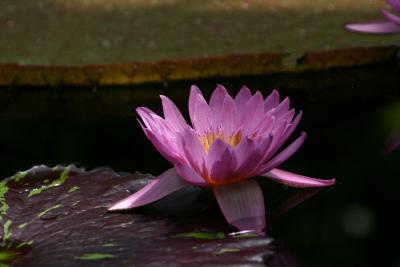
[220,95,238,135]
[274,111,303,151]
[345,21,400,34]
[235,137,257,167]
[179,129,207,171]
[254,134,274,155]
[382,9,400,24]
[207,140,237,182]
[209,84,228,113]
[251,111,275,139]
[262,168,336,188]
[264,90,280,111]
[136,107,163,131]
[175,163,208,186]
[241,91,265,133]
[143,128,181,165]
[388,0,400,12]
[235,85,252,107]
[160,95,188,130]
[108,168,185,210]
[259,122,287,162]
[136,109,182,164]
[136,118,147,133]
[210,147,237,183]
[188,85,206,129]
[190,90,213,134]
[189,85,202,119]
[213,180,266,233]
[137,107,179,142]
[236,136,272,178]
[210,88,237,133]
[258,132,307,174]
[274,97,291,118]
[279,109,295,124]
[206,139,231,169]
[280,111,302,143]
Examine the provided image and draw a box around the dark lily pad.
[0,165,304,267]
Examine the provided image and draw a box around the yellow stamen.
[199,131,242,153]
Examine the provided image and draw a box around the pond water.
[0,62,399,266]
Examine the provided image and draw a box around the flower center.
[199,131,242,153]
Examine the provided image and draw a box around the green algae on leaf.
[0,251,18,267]
[0,181,9,221]
[13,172,28,183]
[2,220,12,243]
[75,253,115,260]
[38,204,62,218]
[172,232,225,240]
[17,223,27,229]
[15,240,33,249]
[0,251,18,261]
[213,248,241,255]
[232,233,259,239]
[28,167,71,197]
[101,243,115,247]
[68,186,79,193]
[0,241,33,266]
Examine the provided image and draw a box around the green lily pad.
[0,0,398,67]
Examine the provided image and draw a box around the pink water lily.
[345,0,400,34]
[109,85,335,233]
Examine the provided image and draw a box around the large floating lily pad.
[0,0,399,86]
[0,165,301,267]
[0,46,398,87]
[0,0,398,66]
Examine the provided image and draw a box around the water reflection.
[0,63,399,265]
[264,241,305,267]
[268,188,321,223]
[382,130,400,155]
[163,183,330,266]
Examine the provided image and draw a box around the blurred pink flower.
[346,0,400,34]
[382,130,400,155]
[109,85,335,234]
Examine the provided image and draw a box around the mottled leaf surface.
[0,165,291,267]
[0,0,398,67]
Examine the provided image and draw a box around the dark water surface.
[0,62,399,266]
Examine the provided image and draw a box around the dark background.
[0,62,400,266]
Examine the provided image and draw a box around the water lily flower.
[345,0,400,34]
[109,85,335,233]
